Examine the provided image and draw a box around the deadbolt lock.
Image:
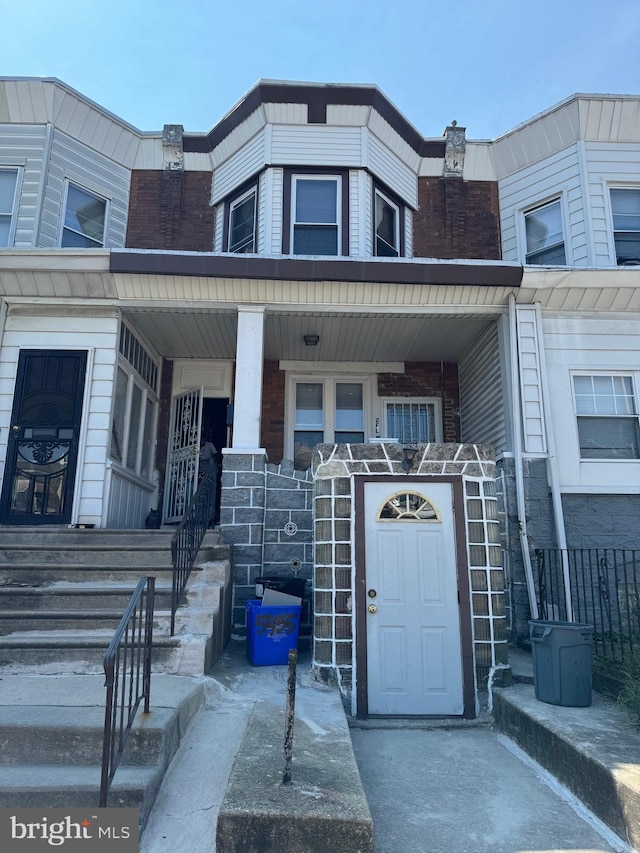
[368,604,377,614]
[368,589,377,598]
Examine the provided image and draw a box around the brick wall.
[377,362,461,442]
[126,171,216,251]
[413,177,501,260]
[261,360,286,462]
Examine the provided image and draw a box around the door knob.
[12,425,20,432]
[368,604,377,614]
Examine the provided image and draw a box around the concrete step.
[0,633,183,674]
[0,673,207,826]
[0,763,163,816]
[0,565,176,584]
[0,583,173,610]
[0,528,176,548]
[0,705,179,766]
[493,682,640,849]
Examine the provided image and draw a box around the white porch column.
[231,305,266,452]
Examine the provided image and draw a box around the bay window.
[61,182,107,248]
[0,167,19,248]
[610,188,640,266]
[292,176,340,255]
[228,185,257,253]
[524,198,566,265]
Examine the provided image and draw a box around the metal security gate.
[163,387,203,523]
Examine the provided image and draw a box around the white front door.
[364,481,464,715]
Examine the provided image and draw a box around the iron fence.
[100,576,155,807]
[170,463,218,635]
[535,548,640,662]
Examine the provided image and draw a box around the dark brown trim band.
[110,249,523,288]
[183,82,446,159]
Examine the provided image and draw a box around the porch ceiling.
[123,308,497,362]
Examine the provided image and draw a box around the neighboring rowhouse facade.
[0,78,639,716]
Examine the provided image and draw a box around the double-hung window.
[383,398,442,443]
[292,176,340,255]
[110,323,159,480]
[524,198,566,265]
[292,379,365,469]
[573,375,640,460]
[228,186,257,253]
[610,188,640,266]
[375,189,400,257]
[61,182,106,248]
[0,168,19,248]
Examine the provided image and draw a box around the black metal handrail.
[100,576,155,807]
[535,548,640,662]
[170,463,219,635]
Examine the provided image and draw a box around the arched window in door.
[377,491,441,522]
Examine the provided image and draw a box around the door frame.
[354,475,475,718]
[0,348,89,526]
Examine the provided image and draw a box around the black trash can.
[529,620,593,707]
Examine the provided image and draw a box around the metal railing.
[535,548,640,662]
[100,576,155,807]
[170,464,219,635]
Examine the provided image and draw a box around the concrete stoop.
[215,681,374,853]
[0,674,206,827]
[493,682,640,849]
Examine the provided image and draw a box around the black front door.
[0,350,87,525]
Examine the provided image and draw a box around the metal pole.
[283,649,297,785]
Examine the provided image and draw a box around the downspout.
[508,293,539,620]
[534,302,573,621]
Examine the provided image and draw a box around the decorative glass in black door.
[0,350,87,525]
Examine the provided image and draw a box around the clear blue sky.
[2,0,639,139]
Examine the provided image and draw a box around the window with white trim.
[524,198,566,265]
[61,182,107,248]
[292,176,340,255]
[374,189,399,257]
[610,188,640,266]
[111,323,159,479]
[0,167,19,248]
[291,378,365,469]
[573,374,640,460]
[228,185,257,253]
[383,398,442,443]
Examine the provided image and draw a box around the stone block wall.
[562,495,640,550]
[220,452,314,640]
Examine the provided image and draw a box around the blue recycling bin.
[246,599,302,666]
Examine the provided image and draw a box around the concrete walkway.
[351,724,626,853]
[139,641,633,853]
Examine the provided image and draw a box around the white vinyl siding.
[543,315,640,492]
[211,130,266,205]
[584,142,640,266]
[0,123,47,247]
[499,145,583,265]
[269,168,284,254]
[271,125,362,167]
[349,170,364,257]
[459,320,507,454]
[404,208,413,258]
[0,310,118,525]
[38,129,129,248]
[213,205,224,252]
[368,132,417,208]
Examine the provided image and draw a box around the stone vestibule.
[220,441,508,715]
